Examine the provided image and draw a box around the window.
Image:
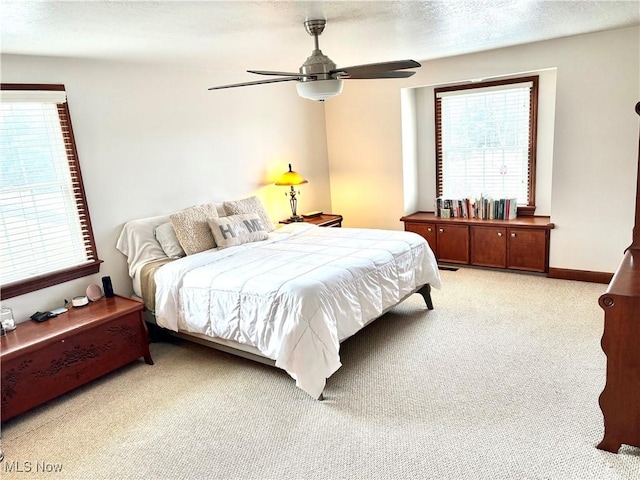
[435,76,538,215]
[0,84,101,299]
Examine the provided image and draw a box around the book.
[507,198,518,219]
[302,211,323,218]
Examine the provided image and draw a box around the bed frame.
[144,283,434,396]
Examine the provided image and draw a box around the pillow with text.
[209,213,269,249]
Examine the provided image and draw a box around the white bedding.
[115,203,228,297]
[154,224,440,398]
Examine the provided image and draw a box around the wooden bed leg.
[417,284,434,310]
[318,393,324,401]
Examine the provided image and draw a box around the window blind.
[435,77,538,208]
[0,85,100,295]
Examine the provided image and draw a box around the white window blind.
[1,86,99,293]
[435,77,537,206]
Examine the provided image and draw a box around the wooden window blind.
[435,76,538,215]
[0,84,101,299]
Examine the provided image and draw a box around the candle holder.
[1,307,16,335]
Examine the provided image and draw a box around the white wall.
[325,26,640,274]
[1,55,332,323]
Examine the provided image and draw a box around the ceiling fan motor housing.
[299,19,336,82]
[299,51,337,81]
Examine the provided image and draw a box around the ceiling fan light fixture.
[296,79,344,102]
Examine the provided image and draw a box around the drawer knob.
[511,233,516,237]
[497,232,503,237]
[439,228,444,233]
[427,228,432,232]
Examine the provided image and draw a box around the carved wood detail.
[107,324,142,350]
[1,360,32,410]
[31,343,113,379]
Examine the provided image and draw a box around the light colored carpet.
[2,268,639,479]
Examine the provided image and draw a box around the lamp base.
[289,216,305,222]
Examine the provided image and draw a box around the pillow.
[223,196,275,232]
[116,214,171,298]
[116,214,170,277]
[154,222,186,258]
[169,204,219,255]
[208,213,269,249]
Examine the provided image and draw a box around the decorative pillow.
[223,196,275,232]
[208,213,269,249]
[169,204,219,255]
[154,222,186,258]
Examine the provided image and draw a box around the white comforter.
[154,224,441,398]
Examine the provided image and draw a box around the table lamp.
[275,164,308,221]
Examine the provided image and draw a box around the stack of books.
[436,196,518,220]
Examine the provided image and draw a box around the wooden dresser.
[1,295,153,422]
[596,102,640,453]
[400,212,554,273]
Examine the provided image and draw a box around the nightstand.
[280,213,343,228]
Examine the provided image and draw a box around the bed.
[116,199,441,399]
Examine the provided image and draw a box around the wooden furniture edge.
[597,248,640,453]
[400,211,555,229]
[280,213,342,226]
[595,101,640,454]
[600,248,640,298]
[0,295,145,360]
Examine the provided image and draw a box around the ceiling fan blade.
[342,71,416,80]
[208,77,300,90]
[248,70,316,79]
[330,60,421,77]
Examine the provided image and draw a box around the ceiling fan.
[208,19,421,101]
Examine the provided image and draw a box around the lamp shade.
[275,164,308,186]
[296,79,344,102]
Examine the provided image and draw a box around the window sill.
[1,260,103,300]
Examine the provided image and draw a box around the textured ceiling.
[1,1,639,72]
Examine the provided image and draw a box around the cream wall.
[1,55,332,323]
[325,26,640,274]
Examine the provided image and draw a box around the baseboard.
[547,267,613,284]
